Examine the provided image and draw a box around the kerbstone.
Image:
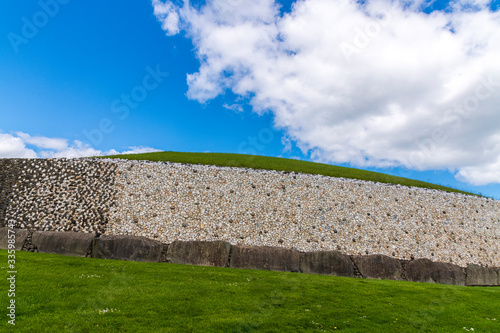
[32,231,95,257]
[92,235,163,262]
[166,241,231,267]
[351,254,403,280]
[406,258,465,285]
[230,245,300,272]
[300,251,354,277]
[466,264,499,286]
[0,227,29,251]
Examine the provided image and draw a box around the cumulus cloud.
[152,0,181,35]
[152,0,500,185]
[0,132,160,159]
[0,133,37,158]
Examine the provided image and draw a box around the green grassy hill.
[2,250,498,332]
[101,151,475,196]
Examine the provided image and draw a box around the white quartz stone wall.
[105,159,500,268]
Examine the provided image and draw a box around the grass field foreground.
[100,152,476,196]
[1,250,499,332]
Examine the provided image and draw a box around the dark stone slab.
[300,251,354,277]
[92,235,163,262]
[466,264,499,286]
[406,258,465,285]
[0,227,29,251]
[350,254,403,280]
[32,231,95,257]
[166,241,231,267]
[229,245,300,272]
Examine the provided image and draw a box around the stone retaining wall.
[106,159,500,268]
[0,159,21,227]
[0,157,499,275]
[1,228,498,286]
[1,159,116,234]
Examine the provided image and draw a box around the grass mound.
[101,151,474,196]
[2,250,498,332]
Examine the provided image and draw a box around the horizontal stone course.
[466,264,499,286]
[351,254,404,280]
[406,258,466,286]
[92,235,163,262]
[32,231,95,257]
[166,241,231,267]
[0,227,28,251]
[1,230,499,286]
[300,251,354,277]
[230,245,300,272]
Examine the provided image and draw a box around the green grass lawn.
[99,151,476,196]
[2,250,498,332]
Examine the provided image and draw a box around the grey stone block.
[0,227,29,251]
[166,241,231,267]
[406,258,465,285]
[92,235,163,262]
[466,264,499,286]
[300,251,354,277]
[351,254,403,280]
[32,231,95,257]
[229,245,300,272]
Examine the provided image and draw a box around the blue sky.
[1,0,500,199]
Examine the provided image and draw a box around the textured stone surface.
[1,157,500,268]
[92,235,163,262]
[0,227,29,250]
[300,251,354,277]
[406,259,466,285]
[32,231,95,257]
[466,264,499,286]
[230,245,300,272]
[106,159,500,268]
[351,254,404,280]
[166,241,231,267]
[0,159,21,227]
[3,159,116,234]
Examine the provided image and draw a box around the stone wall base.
[0,228,498,286]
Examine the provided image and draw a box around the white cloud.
[281,135,292,153]
[15,132,68,151]
[0,132,161,159]
[456,159,500,185]
[0,133,37,158]
[223,103,244,112]
[120,146,163,155]
[153,0,500,185]
[152,0,181,35]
